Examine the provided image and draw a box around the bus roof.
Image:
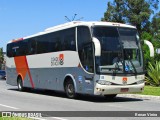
[9,21,136,43]
[44,21,136,32]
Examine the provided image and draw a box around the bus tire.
[65,79,77,99]
[104,94,117,100]
[17,77,24,91]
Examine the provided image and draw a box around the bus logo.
[51,54,64,66]
[122,77,127,85]
[59,54,64,65]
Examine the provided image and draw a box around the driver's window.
[77,26,94,73]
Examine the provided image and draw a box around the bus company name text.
[51,54,64,66]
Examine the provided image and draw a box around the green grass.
[138,86,160,96]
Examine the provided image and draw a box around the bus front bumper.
[94,83,144,95]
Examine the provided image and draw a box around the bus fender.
[64,74,77,92]
[17,73,23,81]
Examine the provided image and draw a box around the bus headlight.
[96,80,111,85]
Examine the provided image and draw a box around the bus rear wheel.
[65,80,77,99]
[17,77,24,91]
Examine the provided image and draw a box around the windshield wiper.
[128,57,137,75]
[113,62,120,75]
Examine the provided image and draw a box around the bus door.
[79,43,94,94]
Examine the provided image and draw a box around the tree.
[151,11,160,39]
[123,0,152,34]
[0,48,4,69]
[150,11,160,62]
[101,0,125,23]
[101,0,159,34]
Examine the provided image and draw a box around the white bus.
[6,21,146,99]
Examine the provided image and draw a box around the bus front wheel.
[65,80,77,99]
[17,77,24,91]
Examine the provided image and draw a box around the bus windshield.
[93,26,143,74]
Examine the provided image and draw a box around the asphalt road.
[0,79,160,120]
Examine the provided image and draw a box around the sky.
[1,1,159,52]
[0,0,109,51]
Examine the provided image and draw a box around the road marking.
[29,117,68,120]
[29,117,47,120]
[0,104,19,109]
[51,117,68,120]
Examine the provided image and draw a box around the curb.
[118,94,160,100]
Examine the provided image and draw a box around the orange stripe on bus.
[14,56,28,80]
[14,56,34,88]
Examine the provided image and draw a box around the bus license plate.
[121,88,129,92]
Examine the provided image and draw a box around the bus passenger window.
[28,39,36,55]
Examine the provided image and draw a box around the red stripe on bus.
[12,38,23,42]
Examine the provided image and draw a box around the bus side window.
[54,39,61,51]
[52,31,62,52]
[63,28,76,51]
[7,44,13,57]
[82,44,94,72]
[28,39,36,55]
[77,26,94,73]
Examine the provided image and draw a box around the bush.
[145,61,160,86]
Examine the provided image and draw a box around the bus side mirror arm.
[92,37,101,56]
[143,40,154,57]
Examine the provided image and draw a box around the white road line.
[51,117,68,120]
[29,117,68,120]
[29,117,47,120]
[0,104,19,109]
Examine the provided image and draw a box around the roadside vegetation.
[140,86,160,96]
[145,61,160,87]
[0,48,4,70]
[140,61,160,96]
